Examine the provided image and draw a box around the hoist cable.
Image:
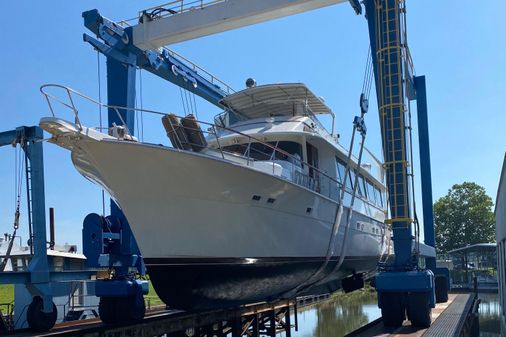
[362,47,375,102]
[1,145,24,271]
[179,88,188,116]
[361,46,372,95]
[184,89,192,116]
[139,69,145,141]
[135,88,140,137]
[192,93,198,119]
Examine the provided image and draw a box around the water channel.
[283,291,502,337]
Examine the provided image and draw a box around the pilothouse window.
[222,141,302,163]
[306,143,319,177]
[375,186,383,207]
[357,174,365,197]
[367,180,377,205]
[335,157,352,190]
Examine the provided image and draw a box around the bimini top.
[219,83,333,120]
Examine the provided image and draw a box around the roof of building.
[219,83,333,119]
[448,243,497,254]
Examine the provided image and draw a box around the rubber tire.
[407,292,432,328]
[380,292,405,327]
[99,297,118,324]
[26,296,57,332]
[121,294,145,323]
[435,276,449,303]
[99,296,145,324]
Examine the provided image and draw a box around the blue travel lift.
[363,0,446,327]
[0,126,93,331]
[0,0,444,332]
[79,9,233,325]
[83,0,445,328]
[0,127,148,332]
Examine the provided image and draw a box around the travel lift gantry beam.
[0,126,93,332]
[81,0,440,329]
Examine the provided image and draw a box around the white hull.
[40,117,390,309]
[70,137,386,260]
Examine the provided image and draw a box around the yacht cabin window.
[366,180,377,205]
[357,175,366,197]
[335,157,385,207]
[222,141,303,164]
[335,158,353,191]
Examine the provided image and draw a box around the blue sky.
[0,1,505,247]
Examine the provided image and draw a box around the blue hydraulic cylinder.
[414,76,436,271]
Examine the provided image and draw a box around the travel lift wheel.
[26,296,57,332]
[99,293,145,324]
[407,292,432,328]
[380,292,405,327]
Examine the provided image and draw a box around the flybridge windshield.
[214,110,246,128]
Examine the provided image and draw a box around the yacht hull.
[41,120,388,309]
[146,256,377,309]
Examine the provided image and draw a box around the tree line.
[433,182,495,253]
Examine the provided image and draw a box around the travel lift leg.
[364,0,436,328]
[415,76,449,303]
[0,127,57,331]
[24,128,59,331]
[81,56,148,324]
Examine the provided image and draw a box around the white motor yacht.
[40,83,391,309]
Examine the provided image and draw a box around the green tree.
[434,182,495,253]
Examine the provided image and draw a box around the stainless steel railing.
[40,84,346,200]
[40,84,389,214]
[138,0,226,19]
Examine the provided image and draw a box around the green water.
[288,294,380,337]
[284,292,502,337]
[478,293,501,337]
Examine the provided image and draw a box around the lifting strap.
[289,49,374,295]
[0,144,24,272]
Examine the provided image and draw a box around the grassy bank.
[0,284,14,314]
[0,282,165,310]
[0,284,14,304]
[330,284,377,302]
[145,280,164,307]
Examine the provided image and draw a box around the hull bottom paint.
[146,256,377,310]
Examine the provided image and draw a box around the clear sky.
[0,1,505,248]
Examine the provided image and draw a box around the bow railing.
[40,84,384,210]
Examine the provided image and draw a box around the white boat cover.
[219,83,332,119]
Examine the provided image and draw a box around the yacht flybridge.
[39,82,391,310]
